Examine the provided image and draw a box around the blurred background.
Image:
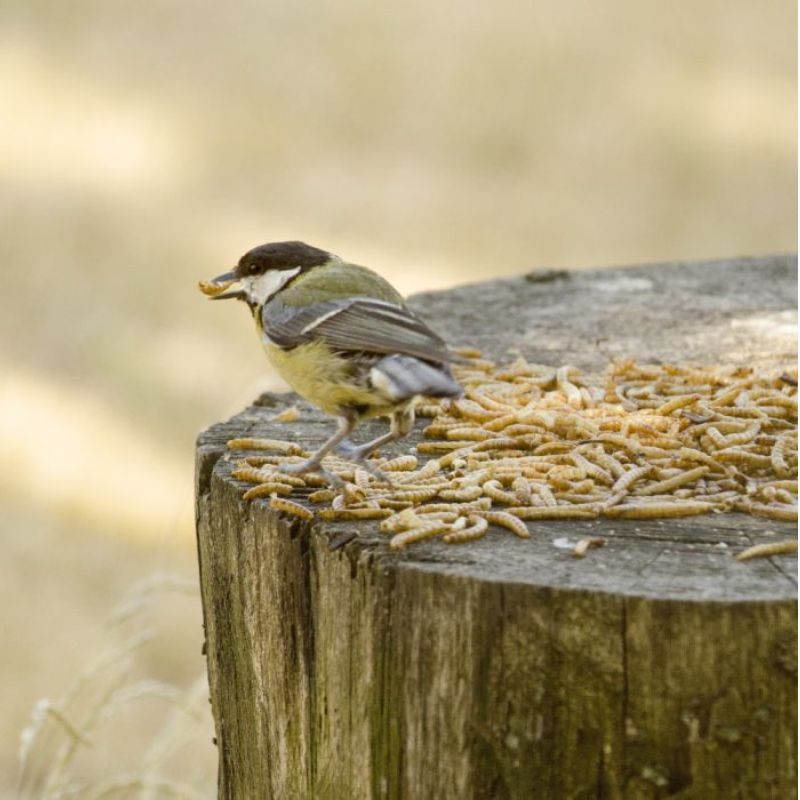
[1,0,796,795]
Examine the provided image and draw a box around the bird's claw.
[277,460,346,489]
[334,442,393,486]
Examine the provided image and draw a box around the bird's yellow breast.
[263,340,393,418]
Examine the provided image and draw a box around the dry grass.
[16,575,215,799]
[0,0,795,794]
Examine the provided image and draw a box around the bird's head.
[203,241,332,306]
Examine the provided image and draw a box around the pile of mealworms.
[224,353,798,552]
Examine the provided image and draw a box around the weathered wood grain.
[196,255,797,799]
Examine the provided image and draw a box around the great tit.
[205,241,462,482]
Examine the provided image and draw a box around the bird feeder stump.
[196,255,797,799]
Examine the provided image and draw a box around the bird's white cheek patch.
[245,267,301,305]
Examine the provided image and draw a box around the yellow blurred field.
[1,0,795,794]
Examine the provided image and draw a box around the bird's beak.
[211,270,236,284]
[199,270,246,301]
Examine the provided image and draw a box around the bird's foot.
[334,442,393,486]
[277,459,346,489]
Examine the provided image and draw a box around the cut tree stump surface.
[196,255,797,800]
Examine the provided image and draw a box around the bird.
[203,241,462,483]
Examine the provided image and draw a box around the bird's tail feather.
[370,354,462,401]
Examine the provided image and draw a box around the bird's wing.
[262,297,454,363]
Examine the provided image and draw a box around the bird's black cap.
[235,241,330,278]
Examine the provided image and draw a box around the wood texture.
[196,255,797,799]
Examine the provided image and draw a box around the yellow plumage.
[264,339,402,419]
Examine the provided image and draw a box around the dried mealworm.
[762,480,798,493]
[300,472,334,488]
[505,505,600,520]
[572,537,606,558]
[272,406,301,423]
[529,481,558,507]
[570,452,613,485]
[414,498,492,514]
[380,454,419,472]
[702,427,729,450]
[308,489,336,503]
[536,441,587,459]
[331,493,346,511]
[456,468,494,487]
[636,435,683,451]
[757,393,798,412]
[261,471,308,488]
[709,384,748,408]
[482,413,523,432]
[579,387,596,408]
[478,510,531,538]
[674,447,727,473]
[227,438,307,455]
[602,501,716,519]
[418,511,460,523]
[511,476,533,504]
[589,450,627,479]
[380,508,423,533]
[319,508,393,521]
[269,496,314,520]
[759,487,797,505]
[453,399,503,422]
[344,482,367,504]
[417,440,478,454]
[556,365,584,409]
[556,493,606,504]
[482,479,519,505]
[390,522,452,550]
[635,466,709,496]
[771,431,796,478]
[689,419,749,437]
[230,467,273,484]
[594,433,642,455]
[554,479,595,495]
[438,485,484,502]
[715,406,767,420]
[443,515,489,544]
[242,483,293,500]
[467,386,516,413]
[516,409,556,429]
[198,278,235,296]
[655,394,701,416]
[721,422,761,448]
[610,465,653,496]
[415,403,443,417]
[242,455,287,467]
[734,501,798,522]
[446,427,497,441]
[380,507,424,532]
[714,449,772,469]
[371,498,413,510]
[375,487,442,504]
[736,540,798,561]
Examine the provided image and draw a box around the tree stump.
[195,256,797,799]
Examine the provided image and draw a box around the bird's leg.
[335,407,416,481]
[279,414,356,487]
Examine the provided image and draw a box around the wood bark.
[196,255,797,799]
